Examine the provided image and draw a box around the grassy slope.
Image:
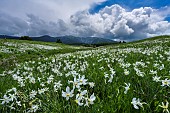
[0,36,169,113]
[129,35,170,43]
[0,39,90,71]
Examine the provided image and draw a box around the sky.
[0,0,170,41]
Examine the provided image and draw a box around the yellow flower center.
[162,105,168,109]
[74,82,77,85]
[164,81,168,85]
[75,100,78,103]
[66,94,70,97]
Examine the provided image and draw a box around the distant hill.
[56,36,117,45]
[31,35,57,42]
[0,35,117,45]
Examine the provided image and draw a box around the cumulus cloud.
[110,19,134,36]
[70,5,170,40]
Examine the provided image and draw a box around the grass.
[0,36,170,113]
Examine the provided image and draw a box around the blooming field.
[0,37,170,112]
[0,39,78,54]
[0,39,87,71]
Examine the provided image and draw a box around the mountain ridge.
[0,35,118,45]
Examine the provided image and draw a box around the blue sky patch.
[90,0,170,13]
[165,16,170,21]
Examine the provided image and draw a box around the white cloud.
[155,6,170,19]
[110,19,134,36]
[70,5,170,40]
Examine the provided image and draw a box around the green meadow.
[0,36,170,113]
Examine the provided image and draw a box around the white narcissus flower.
[149,70,157,75]
[153,76,161,82]
[75,96,83,106]
[12,74,18,80]
[159,64,164,70]
[136,71,145,77]
[16,101,21,106]
[110,68,116,75]
[124,69,130,75]
[54,81,62,92]
[0,72,5,76]
[37,77,41,82]
[124,83,130,94]
[108,74,114,83]
[38,88,48,94]
[76,90,87,100]
[75,90,87,106]
[131,98,146,109]
[7,88,17,94]
[159,101,169,113]
[85,93,96,106]
[0,95,10,105]
[29,76,36,84]
[28,104,39,113]
[89,82,95,88]
[78,75,88,85]
[29,90,37,99]
[89,93,96,104]
[161,78,170,87]
[62,86,74,100]
[9,94,16,101]
[47,75,54,84]
[54,81,62,89]
[104,73,109,78]
[40,83,45,87]
[69,77,80,89]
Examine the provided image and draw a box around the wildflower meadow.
[0,36,170,112]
